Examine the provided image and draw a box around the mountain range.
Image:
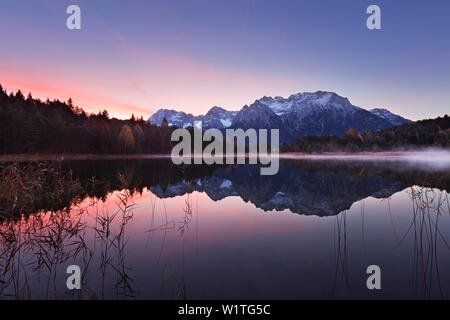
[150,164,408,216]
[149,91,411,143]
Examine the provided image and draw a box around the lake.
[0,154,449,299]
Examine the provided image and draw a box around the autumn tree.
[118,124,136,153]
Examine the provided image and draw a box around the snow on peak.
[255,91,355,116]
[369,108,411,126]
[220,119,232,127]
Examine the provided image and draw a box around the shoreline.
[1,150,449,162]
[0,153,173,162]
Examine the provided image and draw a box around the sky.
[0,0,449,120]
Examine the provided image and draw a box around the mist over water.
[281,149,450,170]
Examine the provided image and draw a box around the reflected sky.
[0,160,449,299]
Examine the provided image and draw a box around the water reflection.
[0,159,449,299]
[2,158,447,218]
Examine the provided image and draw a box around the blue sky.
[0,0,449,120]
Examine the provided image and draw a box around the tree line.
[281,115,450,153]
[0,84,175,154]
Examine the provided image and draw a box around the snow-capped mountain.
[149,106,237,129]
[148,91,410,143]
[202,106,237,129]
[369,108,411,126]
[231,91,398,142]
[230,100,291,142]
[149,109,195,128]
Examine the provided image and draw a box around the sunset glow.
[1,0,449,120]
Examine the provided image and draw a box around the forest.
[281,115,450,153]
[0,84,175,154]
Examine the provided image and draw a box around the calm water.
[0,157,449,299]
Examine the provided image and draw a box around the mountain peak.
[287,91,351,106]
[206,106,227,116]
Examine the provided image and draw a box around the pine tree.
[161,117,169,128]
[15,90,24,100]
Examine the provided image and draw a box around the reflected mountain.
[150,164,408,216]
[65,158,449,216]
[1,158,449,219]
